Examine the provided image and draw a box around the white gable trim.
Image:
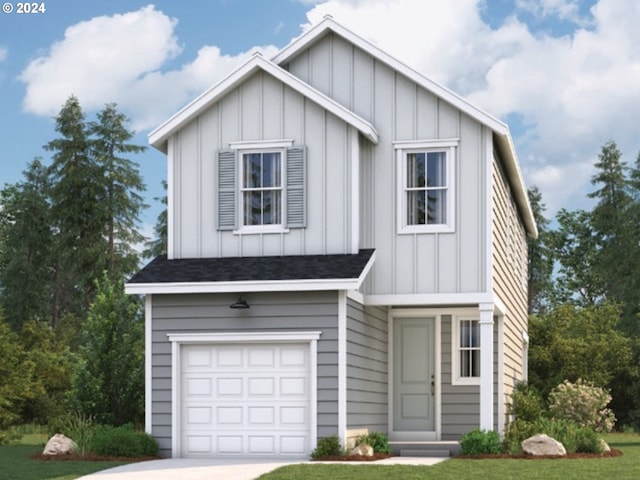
[149,53,378,153]
[274,17,537,238]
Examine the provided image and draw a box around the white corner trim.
[497,315,505,435]
[479,304,495,431]
[144,295,152,435]
[350,129,360,254]
[168,330,322,458]
[337,291,347,448]
[485,128,494,294]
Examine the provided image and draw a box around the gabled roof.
[273,16,537,238]
[125,249,376,295]
[148,53,379,153]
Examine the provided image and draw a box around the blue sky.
[1,0,639,233]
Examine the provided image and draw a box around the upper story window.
[241,150,283,227]
[217,140,306,233]
[395,140,457,234]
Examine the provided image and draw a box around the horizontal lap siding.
[440,315,479,439]
[492,151,529,426]
[151,291,339,456]
[346,301,389,433]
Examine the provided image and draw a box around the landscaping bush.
[90,424,158,457]
[311,435,343,458]
[460,428,502,455]
[507,382,545,422]
[548,379,616,432]
[503,418,538,454]
[48,413,95,455]
[503,417,604,454]
[356,431,391,454]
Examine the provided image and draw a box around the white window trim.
[167,331,321,458]
[451,313,481,386]
[231,140,293,234]
[395,139,457,234]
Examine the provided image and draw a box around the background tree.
[526,186,555,313]
[144,181,167,258]
[68,275,144,425]
[0,159,54,329]
[45,95,105,325]
[89,104,147,279]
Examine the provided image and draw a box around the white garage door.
[180,343,311,457]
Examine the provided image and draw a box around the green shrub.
[48,413,95,455]
[0,429,21,446]
[90,424,158,457]
[460,428,502,455]
[507,382,545,422]
[503,418,538,454]
[356,431,391,454]
[548,379,616,432]
[311,435,343,459]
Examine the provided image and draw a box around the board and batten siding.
[284,32,489,296]
[168,69,359,259]
[346,300,389,432]
[492,150,529,419]
[150,291,339,456]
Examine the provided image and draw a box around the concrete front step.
[390,441,461,457]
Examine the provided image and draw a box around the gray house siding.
[346,300,389,433]
[284,32,490,297]
[150,291,340,456]
[168,70,361,260]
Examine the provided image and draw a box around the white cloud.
[0,47,7,62]
[19,5,279,131]
[303,0,640,214]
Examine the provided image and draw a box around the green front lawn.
[258,433,640,480]
[0,434,130,480]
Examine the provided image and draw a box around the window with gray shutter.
[217,149,236,230]
[286,146,306,228]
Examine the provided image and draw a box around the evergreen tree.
[0,159,54,328]
[144,181,167,258]
[89,103,147,279]
[526,186,555,313]
[44,95,106,325]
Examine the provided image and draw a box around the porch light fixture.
[230,297,250,309]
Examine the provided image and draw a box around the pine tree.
[526,186,554,313]
[89,103,147,279]
[0,159,54,328]
[45,95,106,325]
[144,181,167,258]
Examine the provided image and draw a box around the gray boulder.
[522,434,566,456]
[43,434,77,456]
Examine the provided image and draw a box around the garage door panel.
[181,343,310,457]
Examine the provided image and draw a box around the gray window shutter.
[286,146,306,228]
[217,149,237,230]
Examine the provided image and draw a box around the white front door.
[180,343,311,457]
[393,317,436,436]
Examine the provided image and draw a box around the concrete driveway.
[78,456,448,480]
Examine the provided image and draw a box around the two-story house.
[126,16,537,459]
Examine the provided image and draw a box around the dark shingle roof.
[128,249,375,284]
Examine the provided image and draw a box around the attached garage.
[169,332,321,458]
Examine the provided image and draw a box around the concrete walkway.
[79,456,449,480]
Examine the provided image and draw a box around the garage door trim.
[168,331,322,458]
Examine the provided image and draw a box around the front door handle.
[430,374,435,396]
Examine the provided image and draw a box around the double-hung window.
[395,140,456,233]
[452,315,481,385]
[241,150,283,227]
[217,140,306,233]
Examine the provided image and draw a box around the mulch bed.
[455,448,623,460]
[31,453,159,462]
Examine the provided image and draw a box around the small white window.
[396,140,456,234]
[452,315,481,385]
[241,150,283,227]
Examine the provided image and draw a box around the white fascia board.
[273,17,508,135]
[149,53,378,153]
[125,277,363,295]
[365,292,495,306]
